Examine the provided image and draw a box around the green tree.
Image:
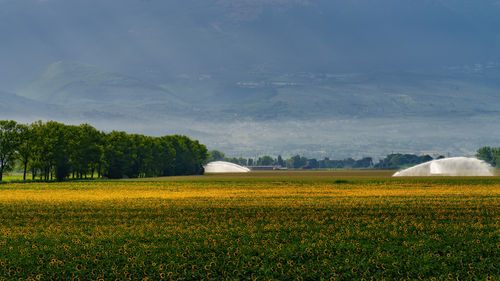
[305,158,319,169]
[83,125,104,178]
[16,123,34,181]
[0,120,20,181]
[46,121,72,181]
[374,153,431,169]
[353,157,373,168]
[95,131,106,178]
[29,121,46,180]
[27,121,72,181]
[476,146,497,166]
[2,120,209,181]
[102,131,133,179]
[277,155,284,167]
[167,135,207,175]
[63,123,103,179]
[207,150,226,162]
[128,134,155,178]
[139,136,155,178]
[187,139,208,175]
[258,155,275,166]
[237,157,247,166]
[291,155,307,169]
[155,136,176,177]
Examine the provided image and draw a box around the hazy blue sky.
[1,0,500,157]
[1,0,499,89]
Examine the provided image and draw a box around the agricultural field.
[0,171,498,280]
[2,173,25,182]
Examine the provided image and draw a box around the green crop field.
[2,173,25,182]
[0,171,498,280]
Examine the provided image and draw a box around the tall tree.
[69,124,103,178]
[167,135,207,175]
[128,134,152,178]
[477,146,494,165]
[30,121,52,180]
[102,131,133,179]
[46,121,72,181]
[0,120,20,181]
[277,155,284,167]
[16,123,34,181]
[155,136,176,177]
[476,146,500,167]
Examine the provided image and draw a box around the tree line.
[0,120,208,182]
[476,146,500,167]
[208,150,445,170]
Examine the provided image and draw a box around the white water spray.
[393,157,494,177]
[204,161,250,173]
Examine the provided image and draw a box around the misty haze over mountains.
[2,0,500,159]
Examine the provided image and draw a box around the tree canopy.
[0,120,208,181]
[476,146,500,167]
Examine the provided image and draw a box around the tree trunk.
[23,162,27,181]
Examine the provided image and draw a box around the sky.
[1,0,500,158]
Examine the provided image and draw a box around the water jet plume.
[204,161,250,173]
[392,157,493,177]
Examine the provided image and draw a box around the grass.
[1,172,25,182]
[0,171,498,280]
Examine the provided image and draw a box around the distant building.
[250,166,287,171]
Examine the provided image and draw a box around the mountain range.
[1,0,500,158]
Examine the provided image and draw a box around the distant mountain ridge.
[2,0,500,157]
[19,61,183,106]
[13,60,500,123]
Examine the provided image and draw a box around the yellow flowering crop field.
[0,171,498,280]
